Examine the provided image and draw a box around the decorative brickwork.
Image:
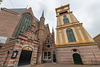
[0,8,55,66]
[0,29,39,67]
[43,33,55,63]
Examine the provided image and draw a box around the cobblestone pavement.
[18,63,100,67]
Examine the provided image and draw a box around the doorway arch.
[18,46,33,66]
[73,53,83,64]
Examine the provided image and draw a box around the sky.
[0,0,100,38]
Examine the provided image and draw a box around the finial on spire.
[52,27,54,34]
[41,10,44,18]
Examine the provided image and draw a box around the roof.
[8,8,27,13]
[5,8,40,22]
[34,17,40,22]
[93,33,100,39]
[41,10,44,18]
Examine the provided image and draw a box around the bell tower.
[55,4,100,64]
[56,4,96,47]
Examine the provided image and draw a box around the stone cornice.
[56,42,97,48]
[56,11,72,17]
[56,22,82,30]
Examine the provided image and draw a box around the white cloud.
[0,0,100,37]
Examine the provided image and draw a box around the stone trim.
[0,48,14,51]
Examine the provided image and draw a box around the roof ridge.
[93,33,100,39]
[8,8,27,13]
[8,8,27,9]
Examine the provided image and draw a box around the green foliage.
[0,0,2,2]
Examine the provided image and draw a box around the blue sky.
[0,0,100,38]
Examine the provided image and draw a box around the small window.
[30,37,32,39]
[48,52,51,56]
[63,15,69,24]
[73,49,77,52]
[63,15,66,17]
[59,11,68,15]
[44,52,47,56]
[44,52,51,60]
[47,45,50,48]
[48,40,49,43]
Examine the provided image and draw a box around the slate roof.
[34,17,40,22]
[7,8,40,22]
[8,8,27,13]
[41,11,44,18]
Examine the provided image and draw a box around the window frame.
[63,15,69,24]
[66,29,76,42]
[14,14,32,38]
[44,52,51,60]
[47,45,51,48]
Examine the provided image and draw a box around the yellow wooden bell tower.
[56,4,97,47]
[55,4,100,65]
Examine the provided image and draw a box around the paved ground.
[18,63,100,67]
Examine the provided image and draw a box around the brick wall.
[43,33,55,63]
[56,45,100,64]
[0,10,20,39]
[94,34,100,48]
[0,27,39,67]
[0,7,55,66]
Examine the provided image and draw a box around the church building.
[94,34,100,49]
[55,4,100,64]
[0,7,55,67]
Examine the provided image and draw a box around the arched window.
[66,29,76,42]
[63,15,69,24]
[14,14,32,37]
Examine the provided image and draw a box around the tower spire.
[52,27,54,34]
[41,10,44,18]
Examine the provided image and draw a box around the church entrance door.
[73,53,83,64]
[18,50,32,66]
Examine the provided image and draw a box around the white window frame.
[43,52,51,60]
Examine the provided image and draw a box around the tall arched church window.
[66,29,76,42]
[14,14,32,38]
[63,15,69,24]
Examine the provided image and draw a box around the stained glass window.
[14,14,32,37]
[63,15,69,24]
[66,29,76,42]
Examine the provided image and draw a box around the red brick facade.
[0,8,55,67]
[56,45,100,64]
[94,34,100,48]
[43,33,55,63]
[0,31,38,67]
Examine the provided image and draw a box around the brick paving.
[18,63,100,67]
